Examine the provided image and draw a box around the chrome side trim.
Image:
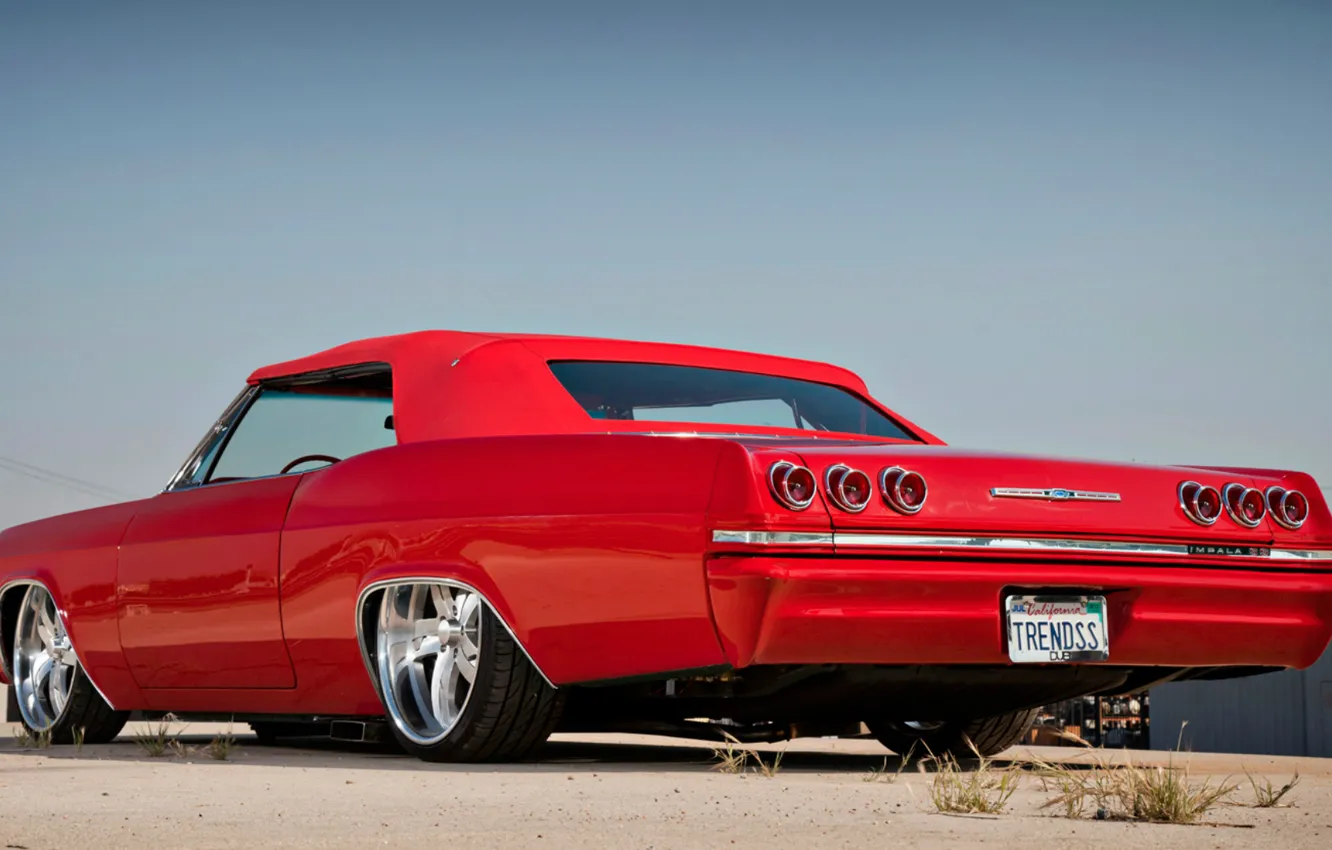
[834,533,1193,558]
[711,530,835,546]
[354,577,555,694]
[1268,548,1332,561]
[0,579,119,711]
[710,529,1332,563]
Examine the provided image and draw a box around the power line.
[0,456,138,502]
[0,463,122,501]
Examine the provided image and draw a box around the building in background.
[1149,648,1332,758]
[1033,693,1150,749]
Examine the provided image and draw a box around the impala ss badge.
[990,487,1122,502]
[1188,544,1271,557]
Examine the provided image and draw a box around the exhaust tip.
[329,719,392,743]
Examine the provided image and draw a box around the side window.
[203,379,395,483]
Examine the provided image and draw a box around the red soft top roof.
[244,330,940,445]
[246,330,870,391]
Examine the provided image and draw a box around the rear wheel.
[372,582,563,762]
[868,709,1039,759]
[10,584,128,744]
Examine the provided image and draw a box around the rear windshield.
[547,361,918,440]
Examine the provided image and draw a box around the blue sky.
[2,1,1330,525]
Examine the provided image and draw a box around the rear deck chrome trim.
[1267,548,1332,561]
[833,533,1194,557]
[710,531,834,546]
[710,529,1332,562]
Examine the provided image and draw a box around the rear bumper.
[705,556,1332,670]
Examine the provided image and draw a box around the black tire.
[869,708,1039,759]
[378,590,564,763]
[39,666,129,745]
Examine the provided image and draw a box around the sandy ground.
[2,723,1330,849]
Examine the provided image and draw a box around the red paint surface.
[0,502,145,703]
[277,434,733,709]
[116,478,301,690]
[1,330,1329,718]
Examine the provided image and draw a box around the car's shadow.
[1,727,1106,775]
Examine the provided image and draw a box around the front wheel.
[372,582,563,762]
[10,584,128,744]
[868,708,1039,759]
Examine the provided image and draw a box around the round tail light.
[880,467,928,515]
[768,461,817,511]
[824,464,873,513]
[1222,483,1266,528]
[1266,486,1309,530]
[1178,481,1222,526]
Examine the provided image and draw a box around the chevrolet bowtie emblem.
[990,488,1121,502]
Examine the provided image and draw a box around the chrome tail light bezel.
[1178,480,1222,526]
[880,466,928,515]
[767,461,817,511]
[1222,482,1266,529]
[1266,486,1309,530]
[823,464,873,513]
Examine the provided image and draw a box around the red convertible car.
[3,330,1331,762]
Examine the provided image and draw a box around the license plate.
[1005,595,1109,663]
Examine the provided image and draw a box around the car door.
[117,476,303,688]
[117,372,395,690]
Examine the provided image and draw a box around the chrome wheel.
[376,583,482,745]
[12,585,78,731]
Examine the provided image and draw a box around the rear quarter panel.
[278,433,734,713]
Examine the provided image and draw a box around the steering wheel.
[279,454,342,475]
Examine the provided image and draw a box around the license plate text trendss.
[1005,595,1110,663]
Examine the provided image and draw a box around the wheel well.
[356,588,387,696]
[0,583,34,682]
[352,579,555,691]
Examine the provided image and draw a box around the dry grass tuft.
[923,738,1021,815]
[72,726,86,752]
[207,725,240,761]
[708,732,785,778]
[1245,771,1300,808]
[864,741,917,784]
[135,713,183,758]
[709,732,750,774]
[752,748,784,778]
[1034,725,1239,824]
[13,726,53,749]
